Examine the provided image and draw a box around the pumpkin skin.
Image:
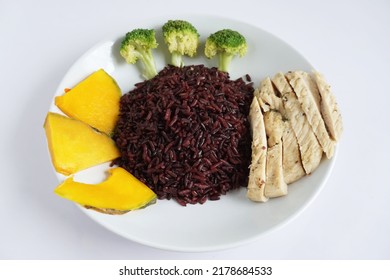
[55,69,121,135]
[54,167,157,212]
[44,112,120,176]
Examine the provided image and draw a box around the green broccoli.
[120,29,158,79]
[204,29,247,72]
[162,20,199,67]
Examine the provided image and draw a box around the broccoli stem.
[218,53,234,72]
[171,52,184,67]
[139,49,158,79]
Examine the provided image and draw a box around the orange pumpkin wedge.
[44,112,120,176]
[54,167,157,212]
[55,69,121,135]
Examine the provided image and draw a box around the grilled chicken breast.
[272,72,323,174]
[258,76,305,184]
[286,71,336,159]
[298,71,322,111]
[312,71,343,141]
[247,70,342,203]
[282,121,306,184]
[256,77,284,114]
[247,92,268,202]
[263,111,288,198]
[258,77,306,184]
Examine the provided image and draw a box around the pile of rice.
[113,65,254,206]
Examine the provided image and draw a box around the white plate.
[50,15,337,252]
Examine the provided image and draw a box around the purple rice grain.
[112,65,253,206]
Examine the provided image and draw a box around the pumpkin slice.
[54,167,157,213]
[44,112,120,176]
[55,69,121,135]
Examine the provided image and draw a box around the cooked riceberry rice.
[112,65,254,206]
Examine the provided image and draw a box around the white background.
[1,0,389,259]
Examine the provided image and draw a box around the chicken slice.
[256,77,285,114]
[263,111,288,198]
[247,93,268,202]
[282,121,306,184]
[257,77,305,184]
[272,72,323,174]
[298,71,322,111]
[286,71,336,159]
[312,71,343,141]
[264,111,284,147]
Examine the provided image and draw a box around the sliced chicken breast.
[286,71,336,159]
[256,77,284,114]
[263,111,288,198]
[298,71,322,111]
[312,71,343,141]
[258,76,305,184]
[272,72,323,174]
[247,93,268,202]
[282,121,306,184]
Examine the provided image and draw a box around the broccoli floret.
[204,29,247,72]
[162,20,199,67]
[120,29,158,79]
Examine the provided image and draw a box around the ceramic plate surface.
[50,15,337,252]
